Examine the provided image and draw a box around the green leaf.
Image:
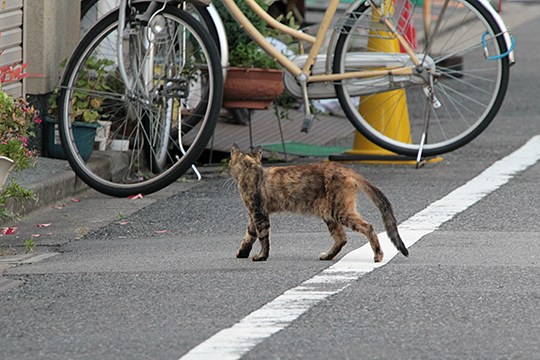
[82,109,100,122]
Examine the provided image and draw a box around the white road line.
[180,135,540,360]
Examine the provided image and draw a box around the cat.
[229,144,409,262]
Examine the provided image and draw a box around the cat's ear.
[231,143,241,155]
[252,146,263,162]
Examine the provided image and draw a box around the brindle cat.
[229,144,409,262]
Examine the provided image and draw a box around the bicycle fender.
[327,0,515,67]
[476,0,516,65]
[207,3,229,76]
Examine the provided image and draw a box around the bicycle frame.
[116,0,160,90]
[223,0,421,82]
[221,0,515,84]
[115,0,229,87]
[115,0,213,178]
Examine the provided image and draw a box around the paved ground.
[0,1,539,359]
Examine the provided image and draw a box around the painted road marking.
[180,135,540,360]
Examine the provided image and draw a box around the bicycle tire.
[57,2,223,196]
[333,0,510,157]
[80,1,220,134]
[80,0,221,51]
[81,0,98,17]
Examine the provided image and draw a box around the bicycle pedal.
[301,113,315,133]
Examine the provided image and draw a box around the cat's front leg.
[252,214,270,261]
[237,218,257,258]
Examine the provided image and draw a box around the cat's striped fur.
[229,144,408,262]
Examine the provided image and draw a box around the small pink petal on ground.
[4,227,17,235]
[128,194,144,199]
[37,223,52,228]
[154,230,168,234]
[71,198,81,203]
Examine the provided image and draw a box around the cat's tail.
[357,177,409,257]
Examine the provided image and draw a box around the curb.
[4,167,90,225]
[2,157,95,226]
[2,155,226,226]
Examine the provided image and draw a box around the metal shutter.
[0,0,24,97]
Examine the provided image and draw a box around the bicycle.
[224,0,514,161]
[58,0,514,197]
[57,0,223,197]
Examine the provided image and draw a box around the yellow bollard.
[345,1,413,162]
[330,0,442,164]
[330,1,443,164]
[348,87,411,158]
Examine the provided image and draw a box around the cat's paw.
[236,249,250,258]
[374,252,384,263]
[252,254,268,261]
[319,252,333,260]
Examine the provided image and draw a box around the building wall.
[25,0,80,95]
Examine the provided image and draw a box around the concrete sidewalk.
[0,156,205,280]
[5,157,91,222]
[3,150,225,223]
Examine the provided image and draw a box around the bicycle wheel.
[57,2,223,196]
[79,0,222,133]
[80,0,222,51]
[333,0,511,157]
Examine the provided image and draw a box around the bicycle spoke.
[57,2,221,196]
[334,0,510,156]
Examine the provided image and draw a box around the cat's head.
[229,144,263,179]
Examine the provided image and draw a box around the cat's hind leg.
[320,220,348,260]
[237,218,257,258]
[340,212,384,262]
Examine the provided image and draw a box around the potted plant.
[0,88,37,221]
[214,0,286,110]
[46,57,116,161]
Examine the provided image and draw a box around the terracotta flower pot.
[223,67,285,110]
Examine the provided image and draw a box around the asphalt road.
[1,2,540,359]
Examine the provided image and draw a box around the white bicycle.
[58,0,227,196]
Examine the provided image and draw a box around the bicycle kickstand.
[417,78,441,168]
[298,74,315,133]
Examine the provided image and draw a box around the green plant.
[0,181,36,220]
[229,42,279,69]
[220,157,230,172]
[48,57,116,123]
[0,91,38,171]
[0,86,38,221]
[0,40,38,222]
[268,11,301,55]
[214,0,280,69]
[25,238,36,254]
